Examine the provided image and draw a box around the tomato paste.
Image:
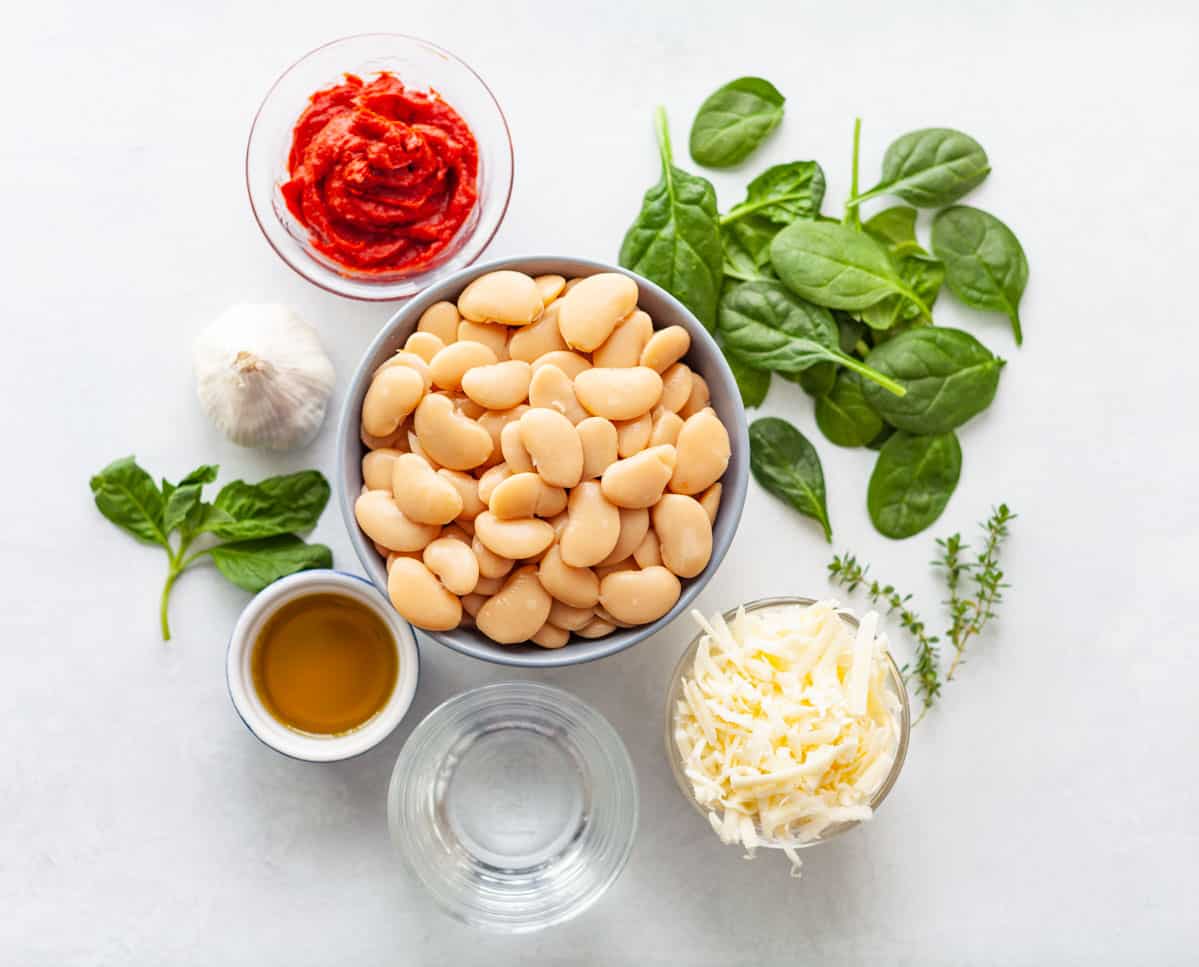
[281,73,479,276]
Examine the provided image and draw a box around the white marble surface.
[4,1,1197,963]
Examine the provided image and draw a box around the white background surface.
[3,1,1197,963]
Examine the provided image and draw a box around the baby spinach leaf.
[724,161,826,226]
[863,206,919,247]
[855,128,990,208]
[770,220,931,318]
[209,535,333,593]
[726,350,771,407]
[931,206,1029,345]
[722,215,778,281]
[749,417,832,542]
[861,328,1004,434]
[620,108,723,330]
[90,456,168,547]
[718,281,906,395]
[795,362,836,397]
[207,470,331,541]
[867,431,962,539]
[689,77,785,168]
[860,249,945,331]
[866,424,895,450]
[815,371,884,447]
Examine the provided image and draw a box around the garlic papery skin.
[194,304,336,450]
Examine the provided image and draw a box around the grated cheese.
[672,600,902,878]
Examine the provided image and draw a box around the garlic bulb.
[194,304,336,450]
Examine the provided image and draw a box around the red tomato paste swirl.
[281,73,479,275]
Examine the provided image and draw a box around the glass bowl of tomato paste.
[247,34,513,301]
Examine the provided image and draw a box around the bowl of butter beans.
[337,256,749,666]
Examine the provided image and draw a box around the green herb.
[724,345,771,407]
[827,553,941,716]
[769,220,932,318]
[851,128,990,209]
[620,107,723,330]
[859,248,944,333]
[723,161,826,226]
[867,431,962,538]
[931,206,1029,345]
[794,361,837,397]
[748,417,832,541]
[717,280,906,395]
[814,371,883,447]
[861,328,1004,434]
[90,457,332,640]
[862,206,919,247]
[689,77,785,168]
[934,504,1016,679]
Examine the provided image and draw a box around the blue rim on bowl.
[337,255,750,667]
[245,33,514,301]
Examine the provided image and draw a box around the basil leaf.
[860,249,944,332]
[859,128,990,208]
[689,77,785,168]
[207,469,331,540]
[867,431,962,538]
[90,456,168,547]
[725,161,826,226]
[863,206,919,247]
[718,281,906,396]
[749,417,832,542]
[620,108,723,331]
[209,535,332,593]
[770,220,930,317]
[861,328,1004,434]
[931,206,1029,345]
[815,371,884,447]
[161,464,219,535]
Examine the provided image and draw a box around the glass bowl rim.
[244,31,514,302]
[663,595,911,850]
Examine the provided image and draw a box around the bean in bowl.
[354,270,734,649]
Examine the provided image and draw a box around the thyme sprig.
[828,504,1016,722]
[827,553,941,718]
[935,504,1016,680]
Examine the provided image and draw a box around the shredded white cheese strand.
[673,600,901,878]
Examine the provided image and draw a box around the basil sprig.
[90,457,332,639]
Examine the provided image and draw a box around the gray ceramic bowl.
[337,255,749,667]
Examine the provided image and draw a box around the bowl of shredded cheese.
[665,597,909,876]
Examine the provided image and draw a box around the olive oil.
[251,593,398,735]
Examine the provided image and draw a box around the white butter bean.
[528,364,588,425]
[560,481,621,567]
[476,405,529,470]
[500,420,534,473]
[657,362,693,414]
[537,544,600,608]
[533,274,566,305]
[670,407,731,495]
[473,574,504,596]
[423,536,480,595]
[531,623,569,649]
[632,529,662,568]
[577,417,619,479]
[476,566,553,643]
[457,270,543,326]
[599,566,682,625]
[574,367,663,421]
[558,272,639,351]
[388,558,462,631]
[413,394,494,470]
[535,483,568,517]
[593,309,652,368]
[405,331,445,364]
[653,493,713,578]
[530,350,591,379]
[438,469,486,521]
[362,448,404,492]
[678,373,711,419]
[508,302,568,362]
[474,511,556,560]
[461,593,487,618]
[429,341,498,391]
[362,365,426,437]
[576,617,616,639]
[461,360,531,410]
[601,445,677,508]
[489,472,542,519]
[355,491,440,552]
[599,507,650,567]
[476,463,512,504]
[640,325,691,373]
[472,536,515,580]
[374,350,433,391]
[458,319,510,360]
[650,410,684,447]
[548,599,593,631]
[615,412,653,457]
[519,408,583,488]
[417,301,460,344]
[361,424,408,452]
[391,453,464,525]
[698,482,722,524]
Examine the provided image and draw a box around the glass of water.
[388,681,638,932]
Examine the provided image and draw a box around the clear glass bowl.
[246,33,513,301]
[388,682,638,932]
[664,596,910,851]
